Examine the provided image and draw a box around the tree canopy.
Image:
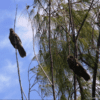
[27,0,100,100]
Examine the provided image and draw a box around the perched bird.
[67,55,90,81]
[9,28,26,57]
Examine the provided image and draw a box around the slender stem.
[92,9,100,99]
[92,49,99,100]
[68,0,76,99]
[48,0,56,100]
[26,9,52,85]
[28,60,32,100]
[16,51,23,100]
[14,5,28,100]
[14,5,23,100]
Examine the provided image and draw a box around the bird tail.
[18,44,26,57]
[82,73,90,81]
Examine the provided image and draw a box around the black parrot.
[67,55,90,81]
[9,28,26,57]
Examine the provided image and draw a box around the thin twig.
[37,0,48,14]
[28,60,33,100]
[68,0,76,99]
[31,89,45,100]
[48,0,56,100]
[92,7,100,99]
[26,7,52,85]
[14,5,28,100]
[14,5,23,100]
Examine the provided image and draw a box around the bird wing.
[14,33,22,44]
[76,61,84,71]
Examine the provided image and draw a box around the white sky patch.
[0,75,11,92]
[16,15,33,43]
[11,0,28,3]
[0,9,14,23]
[5,60,25,73]
[17,16,31,29]
[3,91,17,100]
[0,60,24,92]
[0,38,10,49]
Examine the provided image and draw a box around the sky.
[1,0,100,100]
[0,0,52,99]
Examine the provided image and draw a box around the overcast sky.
[0,0,51,99]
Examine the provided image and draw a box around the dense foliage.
[27,0,100,100]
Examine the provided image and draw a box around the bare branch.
[14,5,28,100]
[26,7,52,85]
[48,0,56,99]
